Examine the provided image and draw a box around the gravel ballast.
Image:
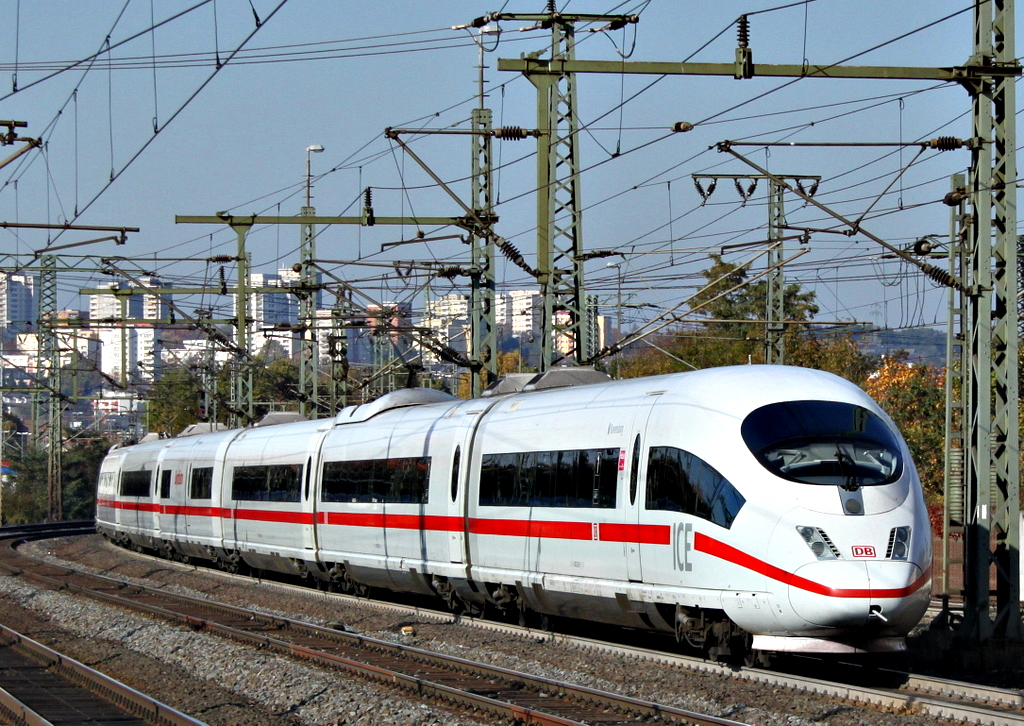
[1,535,958,726]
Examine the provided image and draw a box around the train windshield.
[741,400,902,488]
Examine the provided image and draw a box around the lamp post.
[305,144,324,208]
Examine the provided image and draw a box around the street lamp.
[305,144,325,207]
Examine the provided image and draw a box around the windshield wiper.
[835,447,860,492]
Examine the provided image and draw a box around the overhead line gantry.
[495,2,1020,643]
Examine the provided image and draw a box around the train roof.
[104,365,875,459]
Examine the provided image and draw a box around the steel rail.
[8,527,1024,725]
[0,623,206,726]
[16,570,747,726]
[0,533,745,726]
[0,684,52,726]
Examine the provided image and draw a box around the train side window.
[595,448,619,508]
[479,448,618,508]
[451,446,461,502]
[321,457,431,504]
[190,467,213,499]
[159,470,172,499]
[120,470,151,497]
[268,465,302,502]
[645,446,745,529]
[304,457,312,500]
[629,435,641,506]
[232,464,301,502]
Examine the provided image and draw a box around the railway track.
[1,524,744,726]
[0,620,205,726]
[149,559,1024,726]
[9,525,1024,726]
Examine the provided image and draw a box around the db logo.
[852,545,876,558]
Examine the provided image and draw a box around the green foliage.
[690,253,819,362]
[3,448,47,524]
[618,254,825,375]
[784,330,880,383]
[62,437,112,520]
[147,354,302,435]
[1,436,110,524]
[147,366,205,435]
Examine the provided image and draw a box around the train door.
[304,424,332,560]
[447,443,465,564]
[448,400,495,566]
[625,392,660,582]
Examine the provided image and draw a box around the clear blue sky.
[0,1,994,361]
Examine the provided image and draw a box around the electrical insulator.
[737,15,750,48]
[218,266,227,295]
[928,136,963,151]
[693,177,716,205]
[671,121,694,133]
[796,178,820,198]
[498,239,526,267]
[435,266,465,279]
[943,190,968,207]
[913,237,934,255]
[496,126,528,140]
[921,263,958,289]
[363,186,375,226]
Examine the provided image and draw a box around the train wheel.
[744,650,774,668]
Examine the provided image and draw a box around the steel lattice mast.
[500,2,1021,641]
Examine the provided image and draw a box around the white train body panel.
[96,366,932,654]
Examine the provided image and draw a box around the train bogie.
[96,365,932,658]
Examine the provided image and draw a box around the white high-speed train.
[96,365,932,661]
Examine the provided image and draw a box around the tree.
[785,330,879,383]
[2,435,110,524]
[3,447,47,524]
[456,349,536,399]
[690,254,819,364]
[863,356,945,503]
[147,366,206,434]
[617,255,822,375]
[62,436,112,520]
[147,354,304,435]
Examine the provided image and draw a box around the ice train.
[96,365,932,660]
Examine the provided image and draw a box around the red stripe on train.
[318,512,463,531]
[96,500,669,544]
[694,531,930,599]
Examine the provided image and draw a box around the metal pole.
[942,173,968,599]
[765,179,785,364]
[960,0,1021,642]
[231,225,254,426]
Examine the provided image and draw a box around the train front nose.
[788,560,927,631]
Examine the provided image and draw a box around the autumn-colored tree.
[863,357,945,503]
[784,330,879,384]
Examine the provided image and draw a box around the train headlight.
[887,526,911,560]
[796,526,839,561]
